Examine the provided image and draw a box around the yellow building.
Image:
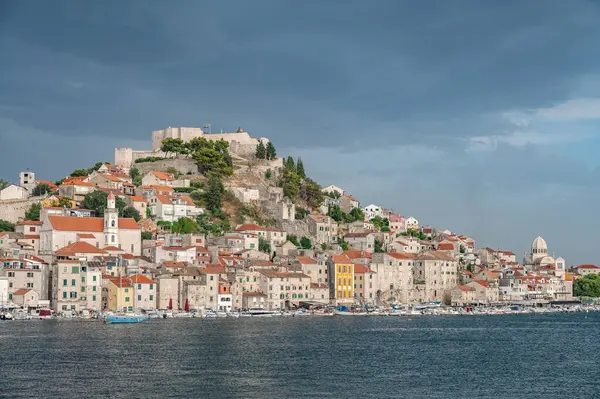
[43,195,75,208]
[107,278,134,312]
[328,255,354,304]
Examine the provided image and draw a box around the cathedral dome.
[532,236,547,252]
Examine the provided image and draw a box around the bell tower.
[104,192,119,247]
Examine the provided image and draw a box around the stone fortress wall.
[115,126,270,168]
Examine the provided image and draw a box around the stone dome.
[538,255,555,266]
[532,236,547,252]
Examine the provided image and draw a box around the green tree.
[327,205,344,222]
[371,216,389,230]
[25,203,42,221]
[280,167,301,199]
[122,206,141,221]
[193,140,233,177]
[69,169,89,177]
[266,142,276,160]
[141,231,153,240]
[285,156,295,171]
[264,169,272,179]
[574,274,600,297]
[32,183,50,196]
[348,207,365,222]
[374,239,385,253]
[146,206,152,218]
[258,236,271,253]
[300,178,324,209]
[0,219,14,232]
[204,174,224,212]
[300,236,312,249]
[0,179,9,191]
[129,167,142,186]
[172,217,199,234]
[339,237,349,251]
[296,157,306,179]
[82,191,126,217]
[255,141,266,159]
[161,137,185,157]
[288,235,300,247]
[295,207,309,220]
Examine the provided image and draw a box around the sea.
[1,313,599,399]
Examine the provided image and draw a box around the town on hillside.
[0,126,596,316]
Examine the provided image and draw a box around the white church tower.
[104,192,119,247]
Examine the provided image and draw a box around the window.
[210,276,214,281]
[71,279,76,286]
[138,295,142,301]
[70,292,77,298]
[149,295,153,301]
[124,288,129,293]
[92,295,96,301]
[8,282,12,288]
[138,284,142,290]
[92,286,96,292]
[111,235,115,243]
[29,226,35,232]
[125,297,130,302]
[81,276,85,283]
[62,292,67,298]
[72,266,79,274]
[149,284,153,290]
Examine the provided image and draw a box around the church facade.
[40,193,142,256]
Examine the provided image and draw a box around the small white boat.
[172,312,193,318]
[216,311,228,318]
[13,310,31,320]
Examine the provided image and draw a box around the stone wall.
[0,196,45,223]
[132,158,199,177]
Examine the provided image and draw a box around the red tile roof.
[109,278,132,288]
[12,288,33,296]
[296,256,317,264]
[55,241,106,256]
[17,220,43,226]
[341,250,372,259]
[203,265,226,274]
[236,223,266,232]
[387,252,415,259]
[77,233,96,239]
[149,185,174,192]
[129,274,156,284]
[163,261,186,268]
[151,171,175,181]
[437,243,455,251]
[332,255,353,264]
[103,246,125,252]
[48,216,139,231]
[24,235,40,239]
[354,263,375,274]
[575,264,600,270]
[457,284,475,292]
[129,196,146,202]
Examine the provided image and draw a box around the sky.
[1,0,599,265]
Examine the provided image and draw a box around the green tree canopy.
[0,179,9,191]
[0,219,14,232]
[374,239,385,253]
[25,203,42,221]
[287,235,300,247]
[129,167,142,186]
[32,183,50,196]
[191,139,233,177]
[264,169,272,179]
[371,216,389,230]
[82,191,126,217]
[266,142,276,160]
[296,157,305,179]
[204,175,225,213]
[300,236,312,249]
[328,205,344,222]
[122,206,141,222]
[50,197,73,208]
[172,217,199,234]
[141,231,153,240]
[285,156,295,171]
[258,236,271,253]
[161,138,186,157]
[348,207,365,222]
[256,141,266,159]
[574,274,600,297]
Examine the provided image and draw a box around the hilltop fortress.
[115,126,270,168]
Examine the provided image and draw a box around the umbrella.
[184,299,190,313]
[168,298,173,310]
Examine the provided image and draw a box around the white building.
[0,184,28,200]
[130,274,157,310]
[52,260,103,313]
[363,204,383,221]
[321,185,345,196]
[40,192,141,255]
[19,171,36,192]
[149,194,202,222]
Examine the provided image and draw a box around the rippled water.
[1,313,600,398]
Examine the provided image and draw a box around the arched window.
[111,220,116,227]
[111,235,115,243]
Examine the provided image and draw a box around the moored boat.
[106,315,149,324]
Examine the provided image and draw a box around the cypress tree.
[266,142,277,160]
[296,157,305,178]
[255,141,266,159]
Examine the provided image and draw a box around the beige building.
[413,250,458,304]
[257,269,311,310]
[3,257,50,304]
[294,256,327,285]
[344,232,376,251]
[370,252,415,304]
[52,259,103,313]
[306,214,337,245]
[12,288,40,308]
[156,275,180,309]
[130,274,157,310]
